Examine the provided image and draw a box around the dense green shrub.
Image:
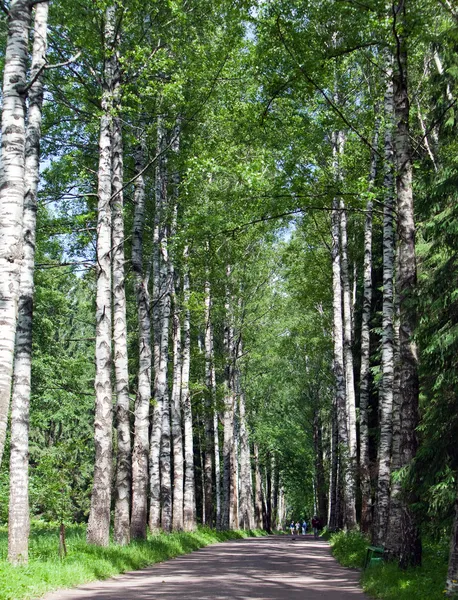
[330,530,368,568]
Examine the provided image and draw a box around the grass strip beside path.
[0,523,267,600]
[329,530,449,600]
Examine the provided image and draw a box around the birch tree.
[204,278,215,527]
[130,143,151,540]
[87,5,118,546]
[182,246,196,530]
[391,0,422,568]
[149,118,167,533]
[8,0,49,565]
[111,27,131,546]
[0,0,33,468]
[359,114,380,534]
[373,68,395,547]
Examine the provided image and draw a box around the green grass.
[330,530,450,600]
[0,522,267,600]
[329,530,369,568]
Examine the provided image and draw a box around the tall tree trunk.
[373,71,396,547]
[149,117,167,533]
[182,246,196,530]
[445,485,458,597]
[0,0,32,468]
[385,260,403,556]
[238,385,254,529]
[170,128,184,532]
[87,5,117,546]
[359,114,380,534]
[392,0,422,569]
[214,396,222,529]
[254,444,263,529]
[222,310,234,530]
[204,278,215,527]
[171,270,184,530]
[339,198,358,528]
[265,461,272,533]
[331,129,355,528]
[130,143,151,540]
[111,47,131,546]
[328,400,339,531]
[313,407,328,523]
[159,211,172,531]
[8,1,48,564]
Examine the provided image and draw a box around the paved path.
[42,535,367,600]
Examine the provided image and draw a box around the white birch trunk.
[359,115,380,534]
[171,270,184,530]
[149,118,167,533]
[392,1,421,567]
[204,278,215,527]
[170,132,184,532]
[0,0,32,467]
[130,144,151,540]
[159,225,172,532]
[111,52,131,545]
[8,2,48,564]
[87,5,117,546]
[373,69,396,548]
[385,254,403,557]
[331,130,355,530]
[182,246,196,530]
[339,199,358,526]
[214,391,222,529]
[237,352,254,529]
[253,444,263,529]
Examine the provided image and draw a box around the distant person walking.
[289,520,295,535]
[312,515,320,539]
[295,521,301,535]
[302,520,307,535]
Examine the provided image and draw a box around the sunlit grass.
[330,529,450,600]
[0,522,267,600]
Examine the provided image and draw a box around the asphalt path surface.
[42,535,367,600]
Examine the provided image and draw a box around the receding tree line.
[0,0,457,597]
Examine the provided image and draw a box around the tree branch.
[18,51,82,95]
[276,16,383,158]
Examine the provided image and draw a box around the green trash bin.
[364,546,384,568]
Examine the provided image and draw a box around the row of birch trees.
[1,0,458,594]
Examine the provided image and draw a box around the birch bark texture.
[373,69,395,548]
[237,340,254,530]
[171,270,184,530]
[359,114,380,534]
[8,1,48,565]
[0,0,32,468]
[204,278,215,527]
[111,49,131,546]
[87,5,117,546]
[392,0,422,569]
[130,143,152,540]
[149,118,167,533]
[339,199,358,528]
[182,246,196,531]
[330,130,355,530]
[170,136,184,531]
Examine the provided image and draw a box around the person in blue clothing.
[302,519,307,535]
[289,520,295,535]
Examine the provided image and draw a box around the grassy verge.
[330,530,449,600]
[0,522,267,600]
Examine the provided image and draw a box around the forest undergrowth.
[0,522,267,600]
[330,531,450,600]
